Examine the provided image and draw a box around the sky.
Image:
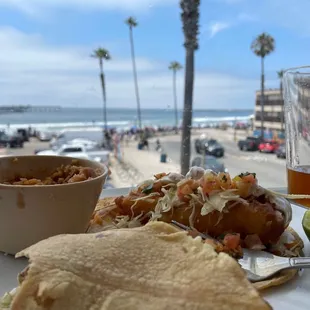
[0,0,309,109]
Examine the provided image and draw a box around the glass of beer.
[284,66,310,207]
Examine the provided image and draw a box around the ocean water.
[0,108,253,131]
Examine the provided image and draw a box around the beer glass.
[284,66,310,207]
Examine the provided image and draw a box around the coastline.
[2,128,248,189]
[1,127,287,189]
[0,108,253,132]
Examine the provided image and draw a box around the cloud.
[0,0,177,15]
[0,27,158,74]
[208,22,231,38]
[0,27,268,109]
[219,0,310,35]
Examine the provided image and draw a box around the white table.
[0,188,309,309]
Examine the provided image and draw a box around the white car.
[36,144,110,165]
[67,138,99,150]
[37,130,53,142]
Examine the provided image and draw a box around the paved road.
[8,135,287,189]
[7,138,50,156]
[153,137,287,189]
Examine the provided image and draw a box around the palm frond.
[277,69,285,78]
[251,32,275,58]
[125,17,138,27]
[169,61,183,71]
[91,47,111,60]
[180,0,200,50]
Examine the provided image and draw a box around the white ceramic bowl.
[0,155,108,254]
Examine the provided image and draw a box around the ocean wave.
[0,121,131,131]
[0,114,254,131]
[192,115,253,123]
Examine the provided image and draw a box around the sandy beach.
[5,128,287,189]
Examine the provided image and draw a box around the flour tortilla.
[89,197,304,291]
[12,222,270,310]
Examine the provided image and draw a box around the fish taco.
[88,168,304,290]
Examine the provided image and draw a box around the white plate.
[262,203,310,309]
[0,187,309,310]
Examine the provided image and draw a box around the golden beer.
[287,166,310,208]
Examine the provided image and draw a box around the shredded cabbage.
[151,187,177,221]
[129,192,160,217]
[0,287,17,310]
[197,187,206,202]
[201,190,248,216]
[112,213,146,229]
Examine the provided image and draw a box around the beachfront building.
[294,78,310,141]
[254,89,284,132]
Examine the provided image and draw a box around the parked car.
[36,144,110,166]
[0,132,24,148]
[50,129,103,149]
[17,128,29,142]
[238,136,263,151]
[191,155,227,173]
[276,144,286,159]
[37,130,53,142]
[195,138,225,157]
[234,122,249,130]
[195,137,208,153]
[258,140,280,153]
[66,138,100,150]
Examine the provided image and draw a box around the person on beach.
[143,138,149,150]
[112,131,122,160]
[104,130,112,150]
[124,131,130,146]
[140,129,149,150]
[155,138,161,152]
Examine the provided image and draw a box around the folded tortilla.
[88,197,304,291]
[11,222,270,310]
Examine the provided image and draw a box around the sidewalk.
[108,128,248,188]
[151,128,248,144]
[109,143,180,188]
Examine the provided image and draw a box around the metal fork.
[171,220,310,282]
[240,249,310,282]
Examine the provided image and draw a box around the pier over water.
[0,105,61,114]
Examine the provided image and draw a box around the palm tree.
[169,61,183,133]
[180,0,200,176]
[277,69,285,132]
[251,33,275,139]
[125,17,142,129]
[91,47,111,131]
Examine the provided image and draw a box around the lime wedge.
[302,210,310,240]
